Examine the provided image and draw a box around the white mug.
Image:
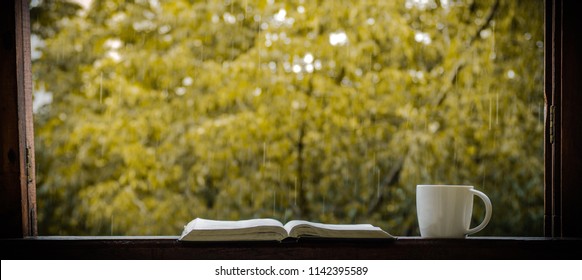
[416,185,492,238]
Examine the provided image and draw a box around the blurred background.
[30,0,544,236]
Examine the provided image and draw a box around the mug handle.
[466,189,492,236]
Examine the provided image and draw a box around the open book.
[179,218,395,241]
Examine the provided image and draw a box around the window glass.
[31,0,544,236]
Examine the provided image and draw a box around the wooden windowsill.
[2,236,580,259]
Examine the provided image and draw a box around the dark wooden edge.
[549,0,563,238]
[0,0,21,238]
[1,0,582,261]
[1,237,581,260]
[558,0,582,238]
[544,0,555,238]
[0,0,36,238]
[17,0,38,238]
[545,0,582,238]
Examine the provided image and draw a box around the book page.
[283,220,394,239]
[186,218,283,231]
[179,218,287,241]
[283,220,376,233]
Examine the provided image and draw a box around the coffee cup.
[416,185,492,238]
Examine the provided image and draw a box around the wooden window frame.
[1,0,581,259]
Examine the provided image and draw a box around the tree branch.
[292,79,315,218]
[434,0,500,106]
[366,157,405,215]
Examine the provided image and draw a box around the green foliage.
[33,0,544,236]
